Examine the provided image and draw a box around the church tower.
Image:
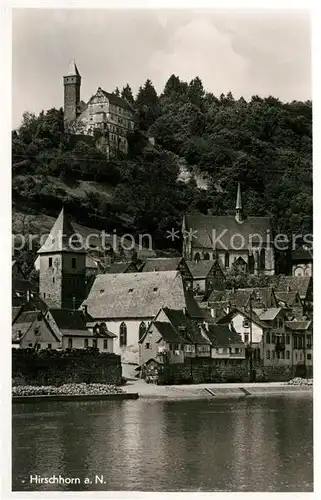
[37,208,86,309]
[63,60,81,123]
[235,182,243,223]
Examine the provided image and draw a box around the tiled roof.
[292,249,313,261]
[38,208,86,254]
[254,308,282,321]
[12,306,22,324]
[184,214,272,250]
[186,260,223,279]
[100,88,134,112]
[83,271,202,320]
[285,320,312,331]
[153,322,184,343]
[140,258,182,273]
[162,308,209,345]
[275,291,300,307]
[274,276,312,299]
[216,307,267,329]
[206,324,244,347]
[105,262,138,274]
[48,309,89,332]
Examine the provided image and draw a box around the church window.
[224,252,230,268]
[72,258,76,269]
[139,321,147,341]
[194,252,200,262]
[204,253,210,260]
[119,322,127,346]
[49,257,52,268]
[260,248,266,270]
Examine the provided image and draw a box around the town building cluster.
[12,182,313,383]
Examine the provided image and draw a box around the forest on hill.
[12,75,312,273]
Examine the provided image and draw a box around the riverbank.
[121,379,313,400]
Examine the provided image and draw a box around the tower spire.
[235,182,243,223]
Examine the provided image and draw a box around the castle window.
[119,322,127,347]
[224,252,230,268]
[72,258,76,269]
[139,321,147,341]
[49,257,52,268]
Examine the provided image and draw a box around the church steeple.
[235,182,243,223]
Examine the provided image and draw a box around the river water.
[12,394,313,492]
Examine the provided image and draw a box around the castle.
[63,60,135,156]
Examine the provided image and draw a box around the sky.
[12,8,311,127]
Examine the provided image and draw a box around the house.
[285,320,313,376]
[12,310,61,350]
[186,259,225,296]
[275,291,305,319]
[83,270,204,364]
[12,260,37,307]
[44,308,115,352]
[182,183,275,275]
[105,261,139,274]
[274,276,313,315]
[140,258,193,288]
[63,61,135,157]
[206,324,246,360]
[291,248,313,277]
[139,307,211,369]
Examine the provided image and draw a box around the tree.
[113,87,120,96]
[136,79,159,130]
[121,84,134,105]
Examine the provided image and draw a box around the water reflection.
[12,394,313,492]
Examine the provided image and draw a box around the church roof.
[184,214,272,250]
[186,260,224,279]
[37,208,86,254]
[140,257,183,273]
[83,271,202,319]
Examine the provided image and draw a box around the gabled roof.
[292,248,313,262]
[105,262,138,274]
[275,276,312,300]
[206,324,244,347]
[12,310,60,343]
[208,289,252,309]
[254,308,282,321]
[153,322,185,343]
[186,260,224,279]
[140,257,183,273]
[48,309,90,333]
[83,271,202,319]
[162,308,209,345]
[184,214,272,250]
[275,291,301,307]
[285,320,312,331]
[38,208,86,254]
[88,87,134,112]
[216,307,267,329]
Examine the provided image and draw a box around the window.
[266,350,270,359]
[235,348,239,354]
[286,350,290,359]
[47,344,52,349]
[49,257,52,268]
[43,293,46,298]
[204,253,210,260]
[307,353,312,361]
[272,334,276,344]
[139,321,147,341]
[243,319,250,329]
[194,252,200,262]
[224,251,230,268]
[146,343,150,349]
[103,339,108,350]
[272,350,275,359]
[72,258,76,269]
[281,351,285,359]
[260,248,265,270]
[173,343,179,351]
[68,338,73,348]
[119,322,127,346]
[306,335,312,348]
[84,338,89,348]
[52,277,55,283]
[286,335,290,345]
[244,333,249,343]
[266,332,271,344]
[28,343,32,347]
[276,351,280,359]
[93,339,97,348]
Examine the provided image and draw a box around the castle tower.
[37,208,86,309]
[63,60,81,123]
[235,182,243,223]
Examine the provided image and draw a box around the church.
[63,61,135,156]
[182,183,275,275]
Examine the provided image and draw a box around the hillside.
[12,76,312,278]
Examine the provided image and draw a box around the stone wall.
[156,358,308,384]
[12,348,122,386]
